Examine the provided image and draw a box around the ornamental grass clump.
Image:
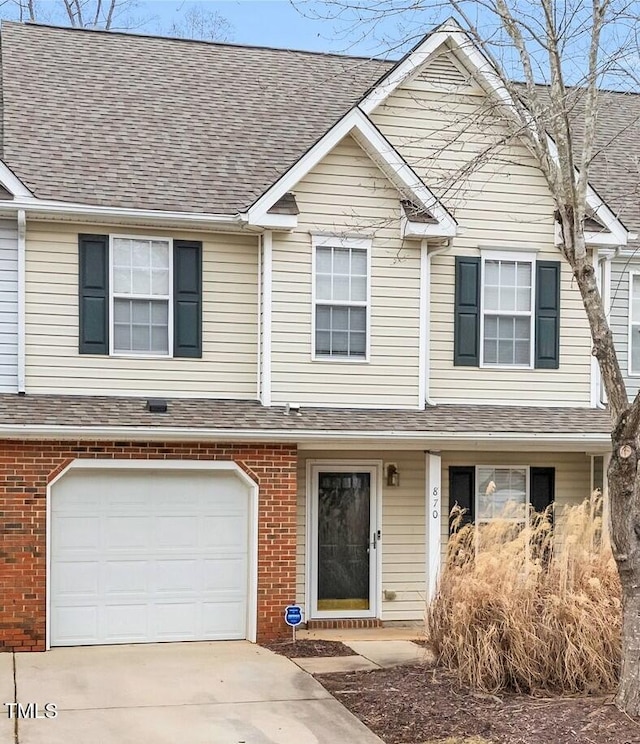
[426,494,621,694]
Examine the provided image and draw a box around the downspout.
[17,209,25,394]
[424,241,452,408]
[260,231,273,407]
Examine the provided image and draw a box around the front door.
[309,464,378,618]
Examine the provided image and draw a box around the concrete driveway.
[4,642,384,744]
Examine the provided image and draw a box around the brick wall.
[0,440,297,651]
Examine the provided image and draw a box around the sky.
[130,0,443,58]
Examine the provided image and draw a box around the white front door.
[50,467,251,646]
[309,464,380,619]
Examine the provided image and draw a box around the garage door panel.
[54,561,99,597]
[203,559,247,591]
[53,516,100,550]
[201,515,248,549]
[202,601,246,638]
[50,466,252,646]
[53,606,99,644]
[105,517,149,550]
[104,604,149,643]
[155,560,200,593]
[105,560,149,594]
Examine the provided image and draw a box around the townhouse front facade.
[0,19,628,651]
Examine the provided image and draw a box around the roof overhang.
[244,107,457,237]
[0,422,610,452]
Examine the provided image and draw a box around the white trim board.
[245,108,457,238]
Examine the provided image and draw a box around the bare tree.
[166,3,234,42]
[3,0,141,29]
[308,0,640,715]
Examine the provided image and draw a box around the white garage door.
[50,466,251,646]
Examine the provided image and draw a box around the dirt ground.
[261,638,356,658]
[318,664,640,744]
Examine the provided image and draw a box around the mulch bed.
[317,664,640,744]
[261,638,356,658]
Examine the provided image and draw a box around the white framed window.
[480,251,535,368]
[312,236,371,361]
[629,271,640,376]
[476,465,529,522]
[110,236,173,357]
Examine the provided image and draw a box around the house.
[0,18,628,651]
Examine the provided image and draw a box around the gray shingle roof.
[0,393,611,437]
[2,21,638,235]
[0,22,389,213]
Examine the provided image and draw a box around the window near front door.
[476,466,528,521]
[448,465,555,530]
[629,272,640,374]
[482,259,533,367]
[314,240,369,359]
[112,238,171,355]
[78,234,203,358]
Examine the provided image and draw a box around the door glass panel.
[317,471,371,611]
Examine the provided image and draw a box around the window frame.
[628,270,640,377]
[108,234,174,359]
[479,250,536,370]
[311,235,372,363]
[475,464,530,523]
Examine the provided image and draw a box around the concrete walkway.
[292,639,433,674]
[5,642,384,744]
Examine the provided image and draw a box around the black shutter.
[530,467,555,513]
[173,240,202,358]
[78,234,109,355]
[535,261,560,369]
[454,257,480,366]
[449,466,475,529]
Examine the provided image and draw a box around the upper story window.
[481,257,533,367]
[78,233,202,359]
[313,237,370,361]
[454,251,560,370]
[629,272,640,376]
[111,237,172,356]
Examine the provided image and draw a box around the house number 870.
[432,487,439,520]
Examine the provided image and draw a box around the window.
[476,466,528,521]
[314,239,369,359]
[629,272,640,375]
[481,257,534,367]
[111,237,171,356]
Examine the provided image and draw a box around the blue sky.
[139,1,442,57]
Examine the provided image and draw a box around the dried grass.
[426,493,621,694]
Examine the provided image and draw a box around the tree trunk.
[609,433,640,714]
[617,579,640,714]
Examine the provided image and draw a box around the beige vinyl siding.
[297,451,426,622]
[610,256,640,397]
[270,134,421,408]
[371,48,592,405]
[26,222,259,397]
[440,451,592,562]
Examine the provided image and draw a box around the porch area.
[294,447,608,630]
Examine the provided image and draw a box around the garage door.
[50,466,251,646]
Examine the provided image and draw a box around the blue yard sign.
[284,604,303,627]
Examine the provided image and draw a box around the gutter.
[0,423,611,447]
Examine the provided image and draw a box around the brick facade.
[0,439,297,651]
